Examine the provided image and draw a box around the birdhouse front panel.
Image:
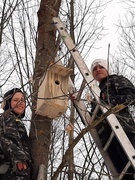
[36,64,72,119]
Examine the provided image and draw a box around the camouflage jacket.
[0,111,31,173]
[99,74,135,132]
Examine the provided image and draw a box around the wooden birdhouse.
[36,63,73,119]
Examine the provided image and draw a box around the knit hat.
[91,59,111,75]
[2,88,26,118]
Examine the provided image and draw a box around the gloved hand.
[17,162,28,171]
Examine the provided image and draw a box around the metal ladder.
[53,17,135,179]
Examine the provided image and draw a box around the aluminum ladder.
[53,17,135,179]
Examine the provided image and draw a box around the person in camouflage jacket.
[91,59,135,179]
[0,88,32,180]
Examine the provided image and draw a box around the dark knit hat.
[2,88,26,118]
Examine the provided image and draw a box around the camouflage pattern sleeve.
[0,113,31,167]
[112,75,135,106]
[100,75,135,107]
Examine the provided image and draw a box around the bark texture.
[29,0,61,179]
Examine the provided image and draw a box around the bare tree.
[44,0,112,179]
[111,1,135,84]
[29,0,62,179]
[0,0,22,45]
[0,0,114,179]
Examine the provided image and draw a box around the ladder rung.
[118,161,132,180]
[91,104,100,122]
[103,131,115,151]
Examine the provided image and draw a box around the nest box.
[36,64,72,119]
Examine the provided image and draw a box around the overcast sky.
[89,0,125,63]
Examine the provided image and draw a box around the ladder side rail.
[73,100,92,125]
[68,78,92,125]
[90,92,135,169]
[73,99,119,177]
[53,17,95,90]
[105,113,135,169]
[53,17,101,110]
[73,89,135,176]
[118,161,131,180]
[68,79,119,177]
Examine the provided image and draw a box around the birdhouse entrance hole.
[55,80,60,85]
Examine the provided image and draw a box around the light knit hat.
[91,59,112,75]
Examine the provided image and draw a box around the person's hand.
[69,93,76,102]
[17,162,28,171]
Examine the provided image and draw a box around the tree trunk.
[29,0,61,179]
[68,1,75,179]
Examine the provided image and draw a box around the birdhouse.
[36,63,73,119]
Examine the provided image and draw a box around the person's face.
[92,64,108,83]
[11,92,26,115]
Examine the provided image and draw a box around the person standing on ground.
[0,88,32,180]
